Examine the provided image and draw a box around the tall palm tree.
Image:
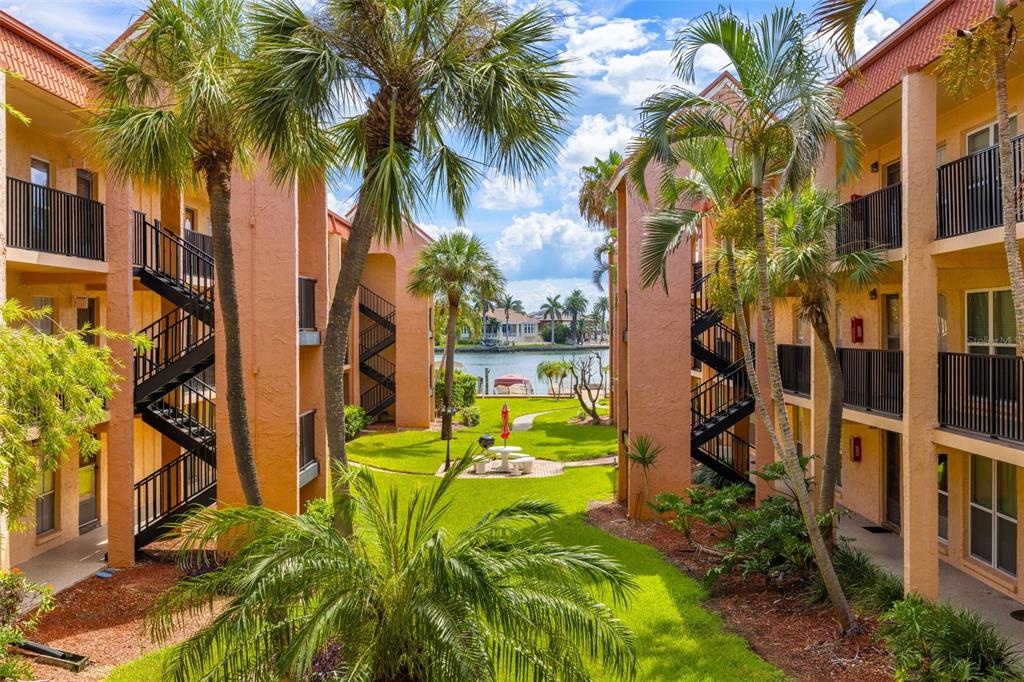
[87,0,268,505]
[564,289,589,346]
[243,0,573,532]
[152,455,638,681]
[578,150,622,231]
[592,296,610,340]
[498,292,523,343]
[539,295,563,343]
[628,7,862,633]
[408,233,504,442]
[471,290,498,342]
[592,235,615,290]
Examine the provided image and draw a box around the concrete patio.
[15,526,108,610]
[840,512,1024,646]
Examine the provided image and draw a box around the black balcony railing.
[778,344,810,396]
[937,134,1024,238]
[299,409,316,469]
[7,177,105,260]
[838,348,903,416]
[939,352,1023,443]
[837,184,902,253]
[184,228,213,258]
[299,277,317,331]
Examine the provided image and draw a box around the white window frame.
[965,288,1016,354]
[31,296,54,335]
[969,454,1017,577]
[965,116,1018,155]
[30,156,51,187]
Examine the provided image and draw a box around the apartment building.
[0,12,433,574]
[613,1,1024,605]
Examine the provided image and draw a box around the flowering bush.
[0,568,54,679]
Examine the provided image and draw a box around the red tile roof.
[835,0,992,116]
[0,11,95,108]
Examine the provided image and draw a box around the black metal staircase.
[131,213,217,548]
[358,285,396,418]
[690,265,755,485]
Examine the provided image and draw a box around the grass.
[347,397,614,474]
[104,648,168,681]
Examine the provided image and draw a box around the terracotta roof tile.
[0,13,94,108]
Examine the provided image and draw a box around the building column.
[298,183,328,503]
[900,68,940,600]
[105,178,136,567]
[614,183,629,503]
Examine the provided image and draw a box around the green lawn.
[347,397,614,474]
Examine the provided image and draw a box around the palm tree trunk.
[206,161,263,507]
[994,44,1024,356]
[550,319,556,343]
[442,298,459,442]
[324,189,376,537]
[811,315,845,529]
[747,179,856,633]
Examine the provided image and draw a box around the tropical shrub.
[553,322,570,345]
[344,405,370,441]
[807,545,904,613]
[652,484,752,541]
[153,455,638,681]
[435,370,477,410]
[461,405,481,427]
[0,569,54,680]
[878,594,1022,680]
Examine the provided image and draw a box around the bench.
[510,456,535,475]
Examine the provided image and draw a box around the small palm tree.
[626,433,664,516]
[578,150,623,231]
[408,233,504,442]
[243,0,573,533]
[564,289,589,346]
[87,0,270,505]
[592,296,610,340]
[592,234,616,290]
[152,455,638,681]
[498,292,523,343]
[539,295,563,343]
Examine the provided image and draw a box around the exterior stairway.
[131,214,217,548]
[690,264,755,485]
[358,284,397,418]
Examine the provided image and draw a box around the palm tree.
[592,296,610,340]
[628,7,862,633]
[539,295,563,343]
[579,150,622,231]
[564,289,589,346]
[243,0,573,532]
[471,290,498,343]
[152,455,638,681]
[498,292,523,343]
[592,235,616,290]
[87,0,268,505]
[408,233,504,443]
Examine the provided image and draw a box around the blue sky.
[4,0,923,310]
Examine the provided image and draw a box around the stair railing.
[360,381,396,415]
[362,353,396,386]
[157,378,216,439]
[135,309,214,386]
[691,361,752,431]
[133,214,215,300]
[359,284,396,323]
[134,448,216,536]
[359,320,395,355]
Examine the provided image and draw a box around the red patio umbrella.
[500,402,511,446]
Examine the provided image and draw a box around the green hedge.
[435,370,477,410]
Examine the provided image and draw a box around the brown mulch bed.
[588,500,894,682]
[23,548,217,681]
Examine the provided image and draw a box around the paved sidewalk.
[840,513,1024,646]
[16,526,108,610]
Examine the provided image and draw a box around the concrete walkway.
[511,410,554,432]
[839,513,1024,646]
[16,525,109,610]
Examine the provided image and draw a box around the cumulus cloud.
[416,222,471,239]
[558,113,634,173]
[476,173,543,211]
[563,18,656,76]
[494,210,605,281]
[327,192,355,216]
[507,278,603,313]
[855,10,900,57]
[2,1,136,55]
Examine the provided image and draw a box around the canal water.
[437,348,609,394]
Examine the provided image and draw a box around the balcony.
[184,228,212,257]
[939,352,1023,443]
[838,348,903,417]
[936,135,1024,239]
[778,344,810,396]
[298,276,319,346]
[7,177,104,261]
[837,184,902,253]
[298,409,319,486]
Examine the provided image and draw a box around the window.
[967,289,1017,355]
[885,161,900,187]
[970,455,1017,575]
[184,207,196,232]
[936,144,947,166]
[76,170,94,200]
[524,323,537,335]
[967,117,1017,154]
[31,296,54,335]
[884,294,901,350]
[30,159,51,241]
[792,407,803,458]
[36,466,56,534]
[30,158,50,187]
[795,315,810,345]
[938,453,949,542]
[299,410,316,470]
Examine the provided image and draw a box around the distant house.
[485,308,544,344]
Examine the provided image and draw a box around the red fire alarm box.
[851,317,864,344]
[851,436,862,462]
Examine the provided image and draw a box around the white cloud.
[476,173,543,211]
[589,48,677,106]
[558,113,634,173]
[327,192,354,216]
[563,18,655,73]
[508,278,603,313]
[417,222,471,239]
[494,210,604,281]
[855,10,900,57]
[1,1,139,55]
